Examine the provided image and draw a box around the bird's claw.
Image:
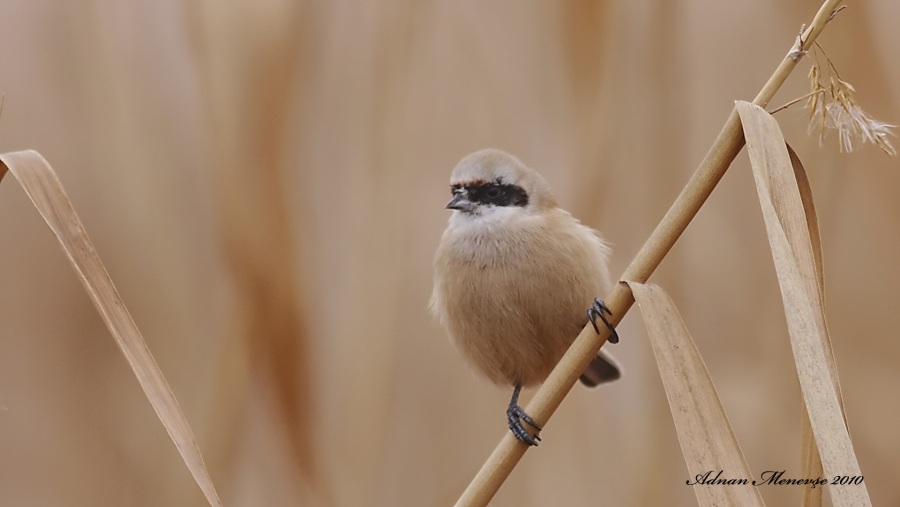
[507,404,542,446]
[588,298,619,344]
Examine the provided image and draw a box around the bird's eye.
[486,186,502,198]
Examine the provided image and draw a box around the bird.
[430,148,620,446]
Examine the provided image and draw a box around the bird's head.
[445,149,557,223]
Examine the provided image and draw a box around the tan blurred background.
[1,1,898,506]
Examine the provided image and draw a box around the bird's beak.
[446,193,476,212]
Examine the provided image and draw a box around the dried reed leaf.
[736,102,870,507]
[787,143,830,507]
[0,150,223,507]
[627,281,765,507]
[800,413,823,507]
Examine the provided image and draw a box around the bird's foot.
[588,298,619,344]
[507,403,542,446]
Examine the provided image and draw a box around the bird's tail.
[579,350,621,387]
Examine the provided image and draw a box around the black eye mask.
[452,182,529,208]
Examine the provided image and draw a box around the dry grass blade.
[627,281,765,507]
[0,150,223,507]
[736,102,869,507]
[788,143,830,507]
[800,412,823,507]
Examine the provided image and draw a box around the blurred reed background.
[0,1,898,506]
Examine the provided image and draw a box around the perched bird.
[430,148,620,446]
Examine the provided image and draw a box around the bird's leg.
[507,384,542,446]
[588,297,619,344]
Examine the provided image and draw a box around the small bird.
[430,148,620,446]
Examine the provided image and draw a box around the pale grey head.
[445,149,558,218]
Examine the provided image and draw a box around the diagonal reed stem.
[454,1,844,505]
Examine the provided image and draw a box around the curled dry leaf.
[0,150,223,507]
[737,102,870,507]
[786,143,830,507]
[627,281,765,507]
